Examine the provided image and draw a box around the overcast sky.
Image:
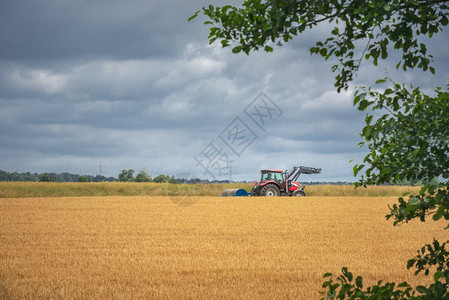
[1,0,448,182]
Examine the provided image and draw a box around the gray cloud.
[0,1,448,181]
[0,0,211,61]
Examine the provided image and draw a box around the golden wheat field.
[0,182,422,198]
[0,195,446,299]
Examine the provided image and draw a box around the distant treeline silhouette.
[0,170,116,182]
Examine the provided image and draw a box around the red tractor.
[250,166,321,197]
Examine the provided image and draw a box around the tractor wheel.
[261,184,280,197]
[293,190,306,197]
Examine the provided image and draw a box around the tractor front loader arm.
[286,166,321,183]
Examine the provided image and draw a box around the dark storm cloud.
[0,0,209,61]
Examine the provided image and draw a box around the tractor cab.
[261,169,284,185]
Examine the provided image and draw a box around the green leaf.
[355,276,363,289]
[365,115,373,125]
[232,46,242,54]
[353,164,365,177]
[383,4,391,11]
[408,197,419,206]
[416,285,427,294]
[375,77,387,84]
[221,40,230,48]
[358,100,369,110]
[320,48,327,57]
[327,290,337,299]
[434,270,442,281]
[188,10,200,22]
[407,258,416,269]
[432,206,444,221]
[209,36,219,45]
[264,45,273,52]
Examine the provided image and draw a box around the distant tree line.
[5,168,420,185]
[117,167,179,183]
[0,169,116,182]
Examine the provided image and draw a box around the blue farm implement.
[221,188,250,197]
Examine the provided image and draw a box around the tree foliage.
[78,175,91,182]
[118,169,135,182]
[191,0,449,91]
[333,80,449,299]
[153,174,177,184]
[192,0,449,298]
[135,166,152,182]
[323,80,449,299]
[354,80,449,229]
[0,169,115,182]
[38,172,57,182]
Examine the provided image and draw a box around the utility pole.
[98,160,102,176]
[229,160,234,182]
